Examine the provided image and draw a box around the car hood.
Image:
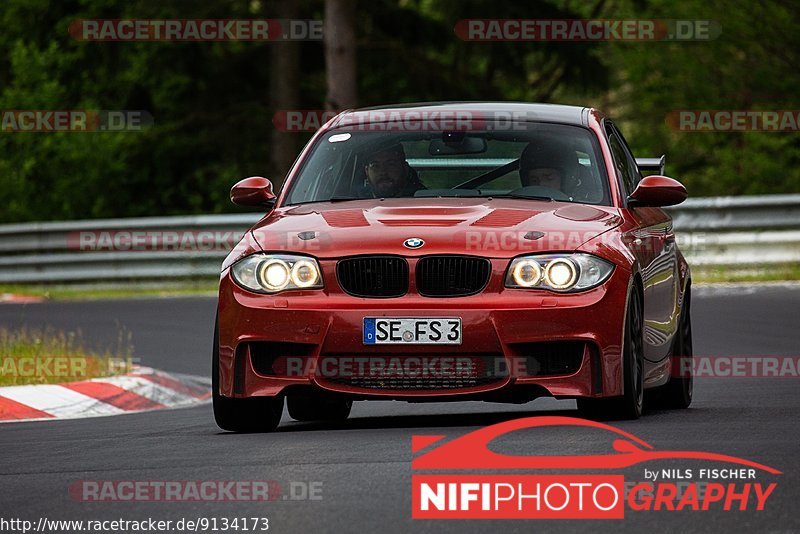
[250,198,622,259]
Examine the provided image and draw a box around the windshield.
[283,122,610,206]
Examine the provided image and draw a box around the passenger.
[518,140,580,196]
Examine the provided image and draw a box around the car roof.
[329,102,593,128]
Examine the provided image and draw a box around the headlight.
[505,253,614,292]
[511,259,542,287]
[544,258,578,289]
[290,259,321,288]
[231,254,323,293]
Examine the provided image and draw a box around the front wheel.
[578,284,644,420]
[651,286,693,409]
[212,318,283,432]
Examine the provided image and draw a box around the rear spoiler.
[635,155,665,175]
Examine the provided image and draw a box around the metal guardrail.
[667,193,800,230]
[0,214,259,283]
[0,195,798,283]
[667,194,800,266]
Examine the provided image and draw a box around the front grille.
[337,256,409,297]
[416,256,492,297]
[322,354,507,391]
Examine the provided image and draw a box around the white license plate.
[363,317,462,345]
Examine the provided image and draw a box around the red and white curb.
[0,293,45,304]
[0,366,211,422]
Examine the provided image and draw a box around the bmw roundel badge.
[403,237,425,249]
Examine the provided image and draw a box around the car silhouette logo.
[411,416,781,473]
[404,238,425,249]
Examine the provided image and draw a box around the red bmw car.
[213,102,693,432]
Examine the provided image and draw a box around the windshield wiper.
[326,195,366,202]
[488,193,555,201]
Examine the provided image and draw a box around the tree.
[269,0,302,182]
[324,0,357,110]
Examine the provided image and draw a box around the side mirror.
[627,175,687,207]
[230,177,277,207]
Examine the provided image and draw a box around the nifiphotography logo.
[411,417,781,519]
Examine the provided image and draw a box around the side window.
[614,125,643,188]
[607,131,636,197]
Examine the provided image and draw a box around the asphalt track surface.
[1,284,798,533]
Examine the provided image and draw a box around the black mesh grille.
[246,341,315,377]
[336,256,408,297]
[520,341,585,376]
[416,256,491,297]
[322,354,507,391]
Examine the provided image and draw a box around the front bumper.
[217,259,630,401]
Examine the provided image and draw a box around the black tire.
[212,318,283,433]
[578,284,645,420]
[651,286,693,409]
[287,396,352,422]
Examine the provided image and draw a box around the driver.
[518,139,579,196]
[362,142,425,198]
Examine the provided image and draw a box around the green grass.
[0,280,218,301]
[0,326,134,386]
[690,263,800,284]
